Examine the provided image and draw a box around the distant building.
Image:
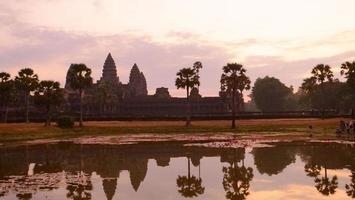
[64,53,229,117]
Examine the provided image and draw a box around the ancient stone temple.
[64,53,229,118]
[124,63,148,98]
[99,53,120,85]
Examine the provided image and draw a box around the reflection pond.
[0,141,355,199]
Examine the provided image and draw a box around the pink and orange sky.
[1,0,355,97]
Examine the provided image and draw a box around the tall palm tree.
[176,157,205,198]
[15,68,39,123]
[220,63,250,129]
[310,64,333,118]
[175,63,201,127]
[66,64,93,127]
[34,80,63,126]
[0,72,14,123]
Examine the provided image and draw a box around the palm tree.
[314,166,338,196]
[175,63,201,127]
[15,68,39,123]
[0,72,14,123]
[66,64,93,127]
[176,157,205,198]
[310,64,333,118]
[34,80,63,126]
[220,63,251,129]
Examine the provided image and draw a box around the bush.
[57,116,75,128]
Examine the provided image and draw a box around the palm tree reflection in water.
[222,149,254,200]
[305,164,338,196]
[176,157,205,198]
[314,167,338,196]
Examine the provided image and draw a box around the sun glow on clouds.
[1,0,355,96]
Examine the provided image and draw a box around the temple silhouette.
[64,53,229,117]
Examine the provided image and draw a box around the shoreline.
[0,118,354,146]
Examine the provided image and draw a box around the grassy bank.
[0,118,343,143]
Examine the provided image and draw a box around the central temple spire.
[101,53,119,84]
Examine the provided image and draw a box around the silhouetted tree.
[34,80,63,126]
[300,77,317,108]
[15,68,39,123]
[176,157,205,198]
[66,64,93,127]
[220,63,250,128]
[341,61,355,90]
[340,61,355,116]
[310,64,334,118]
[300,78,352,113]
[175,62,202,127]
[251,76,292,112]
[301,77,317,94]
[0,72,14,123]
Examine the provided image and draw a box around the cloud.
[0,11,232,96]
[1,1,355,97]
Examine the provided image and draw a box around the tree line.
[176,60,355,128]
[1,60,354,128]
[250,62,355,118]
[0,64,92,126]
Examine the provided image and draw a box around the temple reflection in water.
[0,142,354,199]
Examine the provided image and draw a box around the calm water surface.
[0,141,354,200]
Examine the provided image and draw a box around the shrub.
[57,116,75,128]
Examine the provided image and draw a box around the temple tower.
[100,53,119,84]
[127,63,148,97]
